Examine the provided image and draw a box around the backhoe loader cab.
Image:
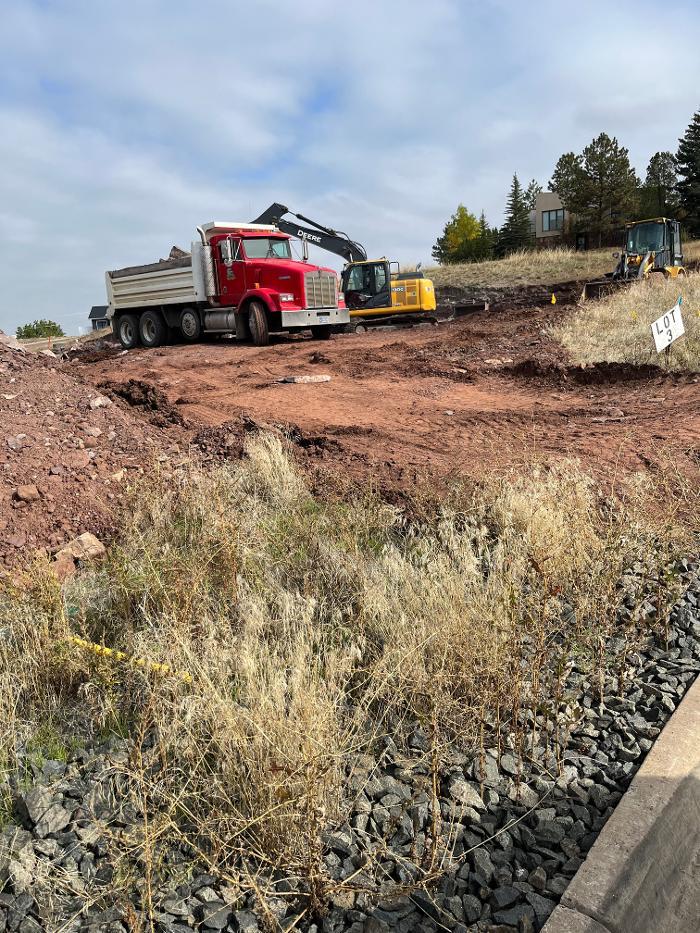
[614,218,684,280]
[582,217,685,299]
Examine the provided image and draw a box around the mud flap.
[234,310,251,342]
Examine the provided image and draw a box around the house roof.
[89,305,108,320]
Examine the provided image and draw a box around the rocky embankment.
[0,339,183,569]
[1,564,699,933]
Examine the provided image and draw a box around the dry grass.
[426,247,615,289]
[556,271,700,371]
[0,434,692,912]
[684,239,700,263]
[425,240,700,290]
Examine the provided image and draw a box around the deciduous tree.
[431,204,481,264]
[16,319,65,339]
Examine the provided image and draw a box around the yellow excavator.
[583,217,686,299]
[253,204,436,326]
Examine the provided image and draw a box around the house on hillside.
[534,192,574,248]
[534,192,627,250]
[89,305,110,331]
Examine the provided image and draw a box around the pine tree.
[524,179,543,211]
[676,110,700,235]
[498,174,532,255]
[550,134,638,246]
[639,151,678,217]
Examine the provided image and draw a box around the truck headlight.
[279,293,295,302]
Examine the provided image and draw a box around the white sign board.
[651,298,685,353]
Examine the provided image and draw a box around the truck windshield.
[626,222,665,254]
[243,238,292,259]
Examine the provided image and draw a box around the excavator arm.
[252,203,368,264]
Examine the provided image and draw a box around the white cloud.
[0,0,698,332]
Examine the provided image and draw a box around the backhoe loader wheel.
[248,301,270,346]
[310,325,332,340]
[139,310,167,348]
[117,314,140,349]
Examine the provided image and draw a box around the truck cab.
[106,221,349,349]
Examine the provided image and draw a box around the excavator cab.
[341,260,392,311]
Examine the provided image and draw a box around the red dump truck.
[106,221,349,349]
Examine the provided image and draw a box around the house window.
[542,209,564,232]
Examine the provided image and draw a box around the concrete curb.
[543,673,700,933]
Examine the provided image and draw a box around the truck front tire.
[117,314,140,349]
[139,310,167,348]
[248,301,270,346]
[180,308,201,342]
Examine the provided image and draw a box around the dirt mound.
[192,415,341,462]
[0,344,180,567]
[508,358,672,386]
[98,379,186,427]
[191,420,247,460]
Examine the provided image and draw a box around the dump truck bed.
[106,244,206,314]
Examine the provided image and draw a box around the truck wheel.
[310,325,332,340]
[139,310,167,348]
[180,308,201,342]
[248,301,270,346]
[117,314,140,349]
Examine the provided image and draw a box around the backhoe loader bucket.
[581,277,621,301]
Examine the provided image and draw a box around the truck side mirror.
[220,239,238,266]
[220,240,232,266]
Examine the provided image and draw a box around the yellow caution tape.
[66,635,193,685]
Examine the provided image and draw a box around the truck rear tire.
[180,308,201,342]
[248,301,270,346]
[139,310,167,348]
[117,314,140,349]
[311,325,332,340]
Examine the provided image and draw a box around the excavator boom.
[252,203,367,263]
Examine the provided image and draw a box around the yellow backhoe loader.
[583,217,685,300]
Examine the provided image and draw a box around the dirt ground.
[0,343,180,567]
[76,302,700,492]
[3,300,700,566]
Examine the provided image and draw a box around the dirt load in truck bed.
[76,303,700,493]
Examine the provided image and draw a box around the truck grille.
[304,271,337,309]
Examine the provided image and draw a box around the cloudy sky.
[1,0,699,334]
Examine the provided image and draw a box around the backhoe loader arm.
[253,203,368,263]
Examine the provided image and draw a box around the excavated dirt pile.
[0,341,183,568]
